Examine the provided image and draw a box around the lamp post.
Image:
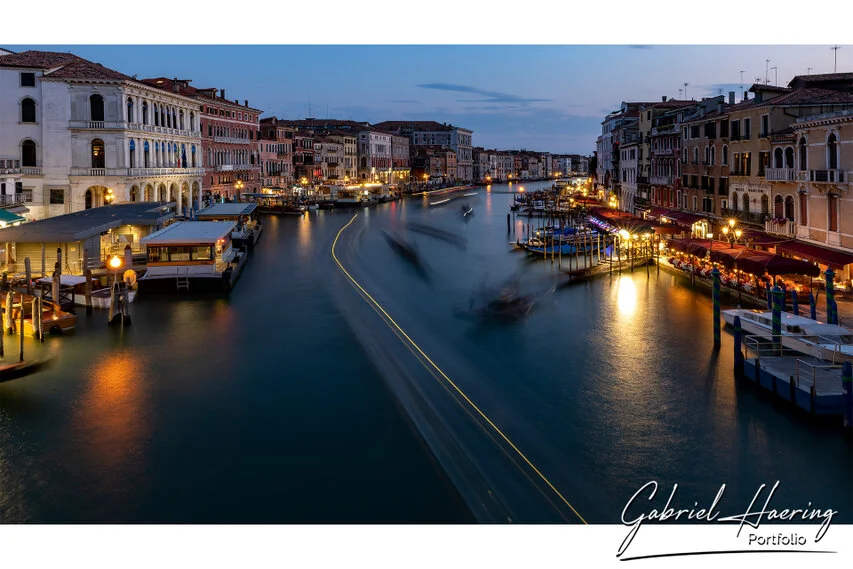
[104,188,115,206]
[235,179,244,202]
[720,218,743,248]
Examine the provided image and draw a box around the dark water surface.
[1,181,851,523]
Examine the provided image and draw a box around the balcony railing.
[213,136,251,145]
[765,168,796,181]
[721,208,767,225]
[216,165,234,172]
[0,191,32,205]
[650,175,672,185]
[126,123,199,138]
[808,169,845,183]
[765,219,797,236]
[71,167,205,177]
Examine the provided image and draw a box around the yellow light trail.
[331,213,587,524]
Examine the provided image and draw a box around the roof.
[0,202,174,243]
[141,77,263,113]
[788,72,853,87]
[729,88,853,113]
[45,58,136,81]
[196,203,257,219]
[0,50,79,69]
[371,120,458,132]
[141,221,236,245]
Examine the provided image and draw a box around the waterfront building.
[649,100,698,211]
[0,50,204,221]
[314,136,345,183]
[679,95,730,219]
[775,108,853,280]
[293,131,319,184]
[496,151,514,181]
[326,131,358,182]
[357,129,392,182]
[727,82,853,229]
[390,133,410,185]
[618,138,639,213]
[371,121,474,183]
[142,78,262,201]
[411,145,456,184]
[259,117,295,189]
[0,201,174,275]
[596,102,647,202]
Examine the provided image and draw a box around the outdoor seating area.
[666,238,824,304]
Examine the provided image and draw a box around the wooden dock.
[1,291,77,336]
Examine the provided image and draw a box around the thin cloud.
[416,83,551,105]
[627,45,654,49]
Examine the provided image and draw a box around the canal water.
[1,181,851,523]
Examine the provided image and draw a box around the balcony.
[765,219,797,236]
[216,165,234,172]
[126,123,199,138]
[807,169,845,183]
[69,120,125,130]
[720,208,767,225]
[213,136,251,145]
[0,191,32,205]
[765,168,796,182]
[71,167,205,177]
[650,175,671,185]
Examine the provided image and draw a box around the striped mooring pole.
[792,290,799,316]
[771,285,783,354]
[809,292,817,320]
[733,315,744,380]
[825,268,837,325]
[712,267,721,349]
[843,361,852,430]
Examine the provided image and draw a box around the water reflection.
[615,275,638,318]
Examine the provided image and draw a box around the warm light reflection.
[615,275,638,317]
[297,209,312,250]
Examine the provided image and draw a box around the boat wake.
[325,214,592,523]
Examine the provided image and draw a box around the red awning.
[775,240,853,270]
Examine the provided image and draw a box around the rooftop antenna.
[308,95,312,118]
[807,67,813,75]
[771,66,778,86]
[683,82,688,100]
[678,88,683,98]
[739,70,745,92]
[832,45,841,73]
[765,59,771,84]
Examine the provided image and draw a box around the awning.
[667,238,712,257]
[775,240,853,270]
[0,208,27,225]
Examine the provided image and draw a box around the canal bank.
[1,181,851,523]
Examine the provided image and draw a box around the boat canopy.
[140,221,236,246]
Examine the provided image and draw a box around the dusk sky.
[6,44,850,155]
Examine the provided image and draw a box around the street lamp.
[104,188,115,206]
[720,218,743,248]
[109,254,122,286]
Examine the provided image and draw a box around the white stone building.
[0,50,203,221]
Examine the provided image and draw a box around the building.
[314,136,345,182]
[678,95,730,218]
[142,78,262,200]
[326,131,358,182]
[371,121,474,183]
[259,117,295,189]
[0,49,204,221]
[389,134,410,185]
[357,129,392,182]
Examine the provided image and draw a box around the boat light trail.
[429,199,450,206]
[463,192,478,197]
[331,213,587,524]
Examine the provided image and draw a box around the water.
[1,181,851,523]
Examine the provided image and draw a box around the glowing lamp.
[108,255,122,270]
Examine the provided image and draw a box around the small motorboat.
[460,203,473,217]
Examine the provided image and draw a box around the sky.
[6,6,851,156]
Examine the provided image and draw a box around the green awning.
[0,209,26,225]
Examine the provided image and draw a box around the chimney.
[718,101,724,113]
[661,96,667,102]
[244,100,248,107]
[728,91,735,105]
[220,89,226,99]
[172,77,179,93]
[743,91,748,102]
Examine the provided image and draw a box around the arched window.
[89,94,104,121]
[191,145,196,167]
[722,145,728,165]
[760,194,769,215]
[785,147,795,169]
[154,104,159,126]
[21,97,36,123]
[91,138,105,168]
[179,110,184,130]
[21,139,37,167]
[710,147,716,166]
[799,137,807,170]
[827,133,838,169]
[143,141,150,167]
[180,144,186,168]
[160,106,165,127]
[785,195,794,221]
[774,148,784,169]
[774,194,784,218]
[85,189,92,209]
[189,112,195,131]
[130,187,138,202]
[799,192,808,225]
[142,101,148,124]
[127,97,134,123]
[742,193,749,212]
[208,125,213,137]
[129,139,136,169]
[704,146,710,164]
[731,192,739,210]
